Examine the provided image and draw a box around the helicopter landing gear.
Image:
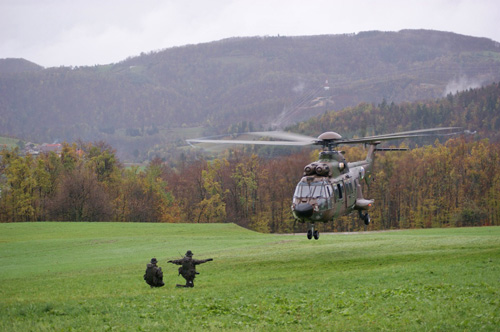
[359,211,371,225]
[307,224,319,240]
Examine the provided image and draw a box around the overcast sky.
[1,0,499,68]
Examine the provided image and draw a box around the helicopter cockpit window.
[336,183,343,199]
[326,185,332,197]
[294,182,327,198]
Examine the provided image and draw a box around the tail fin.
[363,144,408,185]
[363,143,378,185]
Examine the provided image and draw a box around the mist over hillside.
[1,29,500,161]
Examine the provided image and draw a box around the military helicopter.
[187,127,464,239]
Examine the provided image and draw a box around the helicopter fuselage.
[291,147,375,225]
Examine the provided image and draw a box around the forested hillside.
[1,85,499,230]
[291,82,500,143]
[1,29,500,161]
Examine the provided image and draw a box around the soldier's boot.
[176,284,187,287]
[187,280,194,288]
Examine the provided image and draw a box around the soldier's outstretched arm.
[168,259,182,265]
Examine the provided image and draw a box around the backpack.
[179,257,194,276]
[144,264,157,284]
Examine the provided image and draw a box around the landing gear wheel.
[364,214,371,225]
[313,230,319,240]
[307,229,313,240]
[359,211,371,226]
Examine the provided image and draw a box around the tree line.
[0,142,179,223]
[1,137,499,231]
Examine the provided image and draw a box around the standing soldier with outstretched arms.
[168,250,213,287]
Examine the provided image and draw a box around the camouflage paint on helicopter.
[292,144,375,240]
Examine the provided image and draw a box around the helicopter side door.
[325,184,334,209]
[333,182,346,216]
[344,178,356,209]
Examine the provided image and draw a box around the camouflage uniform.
[144,258,165,288]
[168,250,213,287]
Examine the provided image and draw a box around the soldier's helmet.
[151,258,158,264]
[186,250,193,257]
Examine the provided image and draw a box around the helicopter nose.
[294,203,314,218]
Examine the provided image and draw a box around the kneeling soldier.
[144,258,165,288]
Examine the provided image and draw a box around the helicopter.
[187,127,465,240]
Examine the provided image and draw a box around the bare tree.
[48,165,112,221]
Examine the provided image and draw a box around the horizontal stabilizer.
[375,148,409,151]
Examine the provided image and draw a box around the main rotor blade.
[339,127,465,145]
[186,138,313,146]
[187,130,317,147]
[247,131,317,142]
[356,127,462,140]
[187,127,467,148]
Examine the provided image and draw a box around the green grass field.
[1,223,499,331]
[0,136,21,149]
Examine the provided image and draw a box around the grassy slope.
[0,136,20,149]
[0,223,498,331]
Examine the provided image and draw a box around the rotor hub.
[316,132,342,151]
[317,132,342,141]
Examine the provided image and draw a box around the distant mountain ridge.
[0,58,43,73]
[1,29,500,161]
